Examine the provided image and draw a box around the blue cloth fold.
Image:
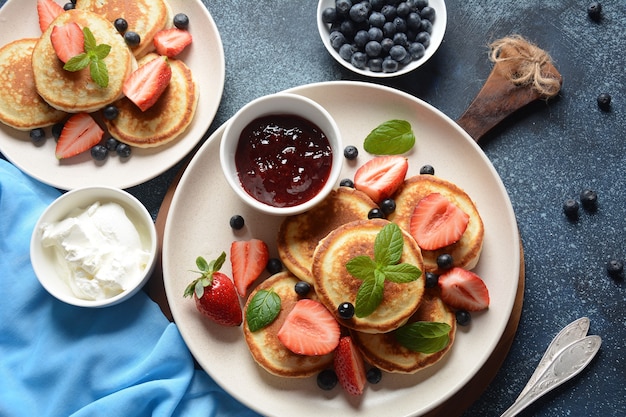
[0,159,259,417]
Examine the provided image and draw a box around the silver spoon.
[500,317,602,417]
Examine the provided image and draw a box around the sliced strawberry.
[353,155,408,203]
[37,0,64,33]
[122,56,172,111]
[438,267,490,311]
[334,335,367,396]
[153,28,193,58]
[51,22,84,64]
[277,299,340,356]
[230,239,269,297]
[409,193,470,250]
[55,113,104,159]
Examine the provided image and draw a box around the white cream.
[40,201,151,301]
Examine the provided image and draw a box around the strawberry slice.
[277,299,340,356]
[230,239,269,297]
[55,113,104,159]
[37,0,64,33]
[409,193,470,250]
[334,335,367,396]
[353,155,408,203]
[51,22,84,64]
[123,55,172,111]
[438,267,490,311]
[153,28,193,58]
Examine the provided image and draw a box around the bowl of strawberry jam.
[220,93,342,216]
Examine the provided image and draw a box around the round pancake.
[104,53,198,148]
[312,218,425,334]
[351,290,456,374]
[277,187,377,284]
[76,0,172,58]
[32,9,135,113]
[243,272,335,378]
[388,175,484,274]
[0,38,66,130]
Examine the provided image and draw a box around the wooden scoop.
[456,35,562,142]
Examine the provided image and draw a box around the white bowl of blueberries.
[317,0,446,77]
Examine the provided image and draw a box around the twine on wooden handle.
[489,35,561,98]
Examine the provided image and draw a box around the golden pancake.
[277,187,377,285]
[75,0,172,58]
[312,218,425,334]
[388,175,484,274]
[32,9,135,113]
[351,290,456,374]
[242,272,335,378]
[103,53,198,148]
[0,38,66,130]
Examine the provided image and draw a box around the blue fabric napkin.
[0,159,259,417]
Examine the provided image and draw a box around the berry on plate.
[334,335,367,396]
[230,238,269,297]
[438,267,490,311]
[51,22,84,64]
[153,28,193,58]
[37,0,64,33]
[183,252,243,327]
[353,155,408,203]
[409,193,470,250]
[123,55,172,111]
[55,113,104,159]
[277,299,340,356]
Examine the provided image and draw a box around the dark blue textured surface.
[1,0,624,416]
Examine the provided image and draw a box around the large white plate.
[163,81,520,417]
[0,0,224,190]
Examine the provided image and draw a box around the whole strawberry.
[183,252,243,326]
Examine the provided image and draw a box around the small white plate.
[163,81,521,417]
[0,0,224,190]
[317,0,447,78]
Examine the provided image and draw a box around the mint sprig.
[246,289,281,332]
[64,27,111,88]
[183,252,226,299]
[363,119,415,155]
[346,222,422,317]
[395,321,451,354]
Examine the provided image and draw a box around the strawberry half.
[153,28,193,58]
[55,113,104,159]
[37,0,64,33]
[353,155,408,203]
[438,267,490,311]
[230,239,269,297]
[334,335,367,396]
[409,193,470,250]
[51,22,84,64]
[277,299,340,356]
[123,55,172,111]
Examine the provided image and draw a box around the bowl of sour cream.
[30,186,158,308]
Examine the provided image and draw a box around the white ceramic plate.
[317,0,447,78]
[0,0,224,190]
[163,81,520,417]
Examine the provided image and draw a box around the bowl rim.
[30,185,158,308]
[219,92,343,216]
[316,0,448,78]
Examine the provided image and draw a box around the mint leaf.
[374,222,404,265]
[64,53,90,71]
[381,263,421,283]
[183,252,226,299]
[246,289,281,332]
[62,27,110,88]
[363,120,415,155]
[346,255,376,281]
[83,27,97,51]
[355,269,385,317]
[89,57,109,88]
[395,321,451,353]
[93,43,111,60]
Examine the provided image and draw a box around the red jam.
[234,114,333,208]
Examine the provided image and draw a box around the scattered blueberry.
[63,2,75,11]
[344,145,359,160]
[340,178,355,188]
[366,367,383,384]
[420,164,435,175]
[317,369,338,391]
[337,302,355,319]
[90,144,108,161]
[294,281,312,296]
[229,214,245,230]
[424,271,439,288]
[173,13,190,29]
[52,122,63,141]
[380,198,396,215]
[266,258,283,275]
[104,137,119,152]
[116,142,132,158]
[587,2,602,21]
[455,310,472,326]
[103,105,119,120]
[563,198,580,220]
[368,208,385,219]
[114,18,128,33]
[606,259,624,279]
[436,253,454,270]
[597,92,611,111]
[580,188,598,212]
[124,31,141,46]
[29,128,46,144]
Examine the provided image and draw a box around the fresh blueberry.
[365,40,383,57]
[587,2,602,21]
[229,214,245,230]
[420,19,433,34]
[102,105,119,120]
[354,30,370,49]
[389,45,408,62]
[381,5,398,21]
[116,142,132,158]
[173,13,190,29]
[368,208,385,219]
[393,17,407,33]
[437,253,454,270]
[368,27,384,42]
[338,302,355,319]
[412,0,429,9]
[407,12,422,31]
[369,11,386,28]
[317,369,338,390]
[340,178,355,188]
[335,0,352,16]
[382,21,396,38]
[266,258,283,275]
[393,32,409,48]
[368,57,383,72]
[52,122,63,141]
[382,56,399,72]
[606,259,624,279]
[294,281,312,296]
[424,272,439,288]
[366,367,383,384]
[381,37,395,53]
[456,310,472,326]
[344,145,359,160]
[563,198,580,220]
[105,137,120,151]
[420,6,436,22]
[63,2,75,11]
[114,18,128,33]
[349,3,369,23]
[370,0,385,11]
[322,7,337,24]
[397,2,411,17]
[416,31,431,47]
[409,42,426,60]
[580,188,598,211]
[338,43,355,61]
[420,164,435,175]
[339,19,357,39]
[380,198,396,215]
[597,92,611,111]
[29,128,46,144]
[329,31,346,50]
[124,31,141,46]
[90,144,108,161]
[351,51,368,69]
